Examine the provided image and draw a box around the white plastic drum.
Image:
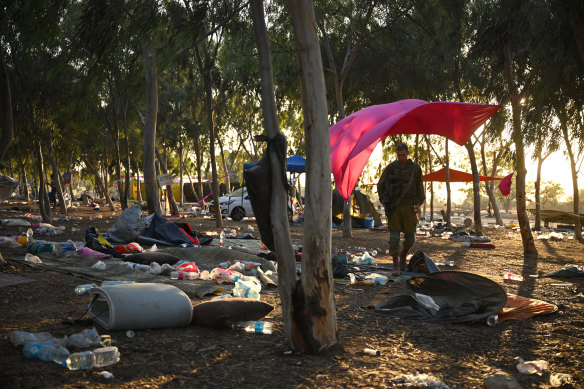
[89,283,193,330]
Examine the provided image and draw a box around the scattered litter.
[515,357,548,375]
[1,218,31,227]
[24,253,42,264]
[363,348,380,356]
[397,372,451,388]
[91,261,107,270]
[126,330,134,338]
[99,371,114,379]
[550,373,572,387]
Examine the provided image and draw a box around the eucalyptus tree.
[314,0,412,238]
[470,0,540,258]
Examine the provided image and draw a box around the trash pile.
[10,328,119,372]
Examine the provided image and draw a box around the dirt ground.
[0,202,583,388]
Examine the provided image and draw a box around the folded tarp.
[137,214,213,247]
[374,271,507,323]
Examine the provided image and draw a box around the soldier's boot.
[399,247,410,271]
[392,255,400,276]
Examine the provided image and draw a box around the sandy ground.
[0,202,582,388]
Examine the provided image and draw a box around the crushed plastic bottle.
[24,253,42,264]
[233,321,273,334]
[550,373,573,387]
[93,347,120,367]
[63,351,95,370]
[74,284,97,295]
[10,331,53,347]
[23,341,70,364]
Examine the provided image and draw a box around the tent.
[332,188,383,228]
[423,168,502,182]
[330,99,501,199]
[244,154,305,173]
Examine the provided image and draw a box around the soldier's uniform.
[377,159,425,272]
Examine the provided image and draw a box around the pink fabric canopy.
[330,99,501,199]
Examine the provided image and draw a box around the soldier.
[377,143,425,275]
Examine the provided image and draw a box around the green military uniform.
[377,159,425,257]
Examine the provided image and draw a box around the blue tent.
[244,154,306,173]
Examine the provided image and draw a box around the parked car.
[213,187,298,221]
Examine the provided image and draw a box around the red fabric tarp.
[330,99,501,199]
[423,167,503,182]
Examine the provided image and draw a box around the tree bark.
[142,41,161,215]
[444,139,452,227]
[251,0,300,350]
[47,139,68,214]
[288,0,338,353]
[195,45,222,228]
[425,136,434,220]
[179,134,184,206]
[155,146,180,215]
[0,49,13,162]
[559,113,582,240]
[82,157,116,211]
[35,139,50,223]
[480,139,504,226]
[464,141,482,235]
[17,144,30,202]
[504,42,538,258]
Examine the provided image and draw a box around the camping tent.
[244,154,305,173]
[332,188,382,228]
[423,168,502,182]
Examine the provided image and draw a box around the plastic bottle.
[53,240,77,257]
[220,230,225,247]
[363,348,381,356]
[93,347,120,367]
[26,228,34,244]
[74,284,97,295]
[233,321,273,334]
[10,331,53,346]
[63,351,95,370]
[23,341,70,364]
[503,272,524,281]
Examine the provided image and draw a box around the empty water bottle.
[74,284,97,295]
[220,230,225,247]
[26,228,34,244]
[63,351,95,370]
[23,341,70,364]
[93,347,120,367]
[233,321,273,334]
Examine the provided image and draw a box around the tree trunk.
[251,0,301,350]
[480,140,504,226]
[217,136,231,194]
[17,144,30,202]
[288,0,338,353]
[82,157,115,211]
[464,141,482,235]
[444,139,452,226]
[425,136,434,220]
[113,125,127,209]
[504,43,538,258]
[0,49,13,162]
[35,139,50,223]
[135,158,142,203]
[569,0,584,65]
[559,114,582,240]
[142,41,161,215]
[193,136,203,200]
[179,135,184,206]
[534,157,543,231]
[47,139,68,215]
[156,146,180,215]
[342,198,353,238]
[122,114,131,206]
[195,46,222,228]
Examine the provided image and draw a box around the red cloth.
[498,173,514,196]
[423,167,502,182]
[330,99,501,199]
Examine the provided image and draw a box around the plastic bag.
[232,278,262,300]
